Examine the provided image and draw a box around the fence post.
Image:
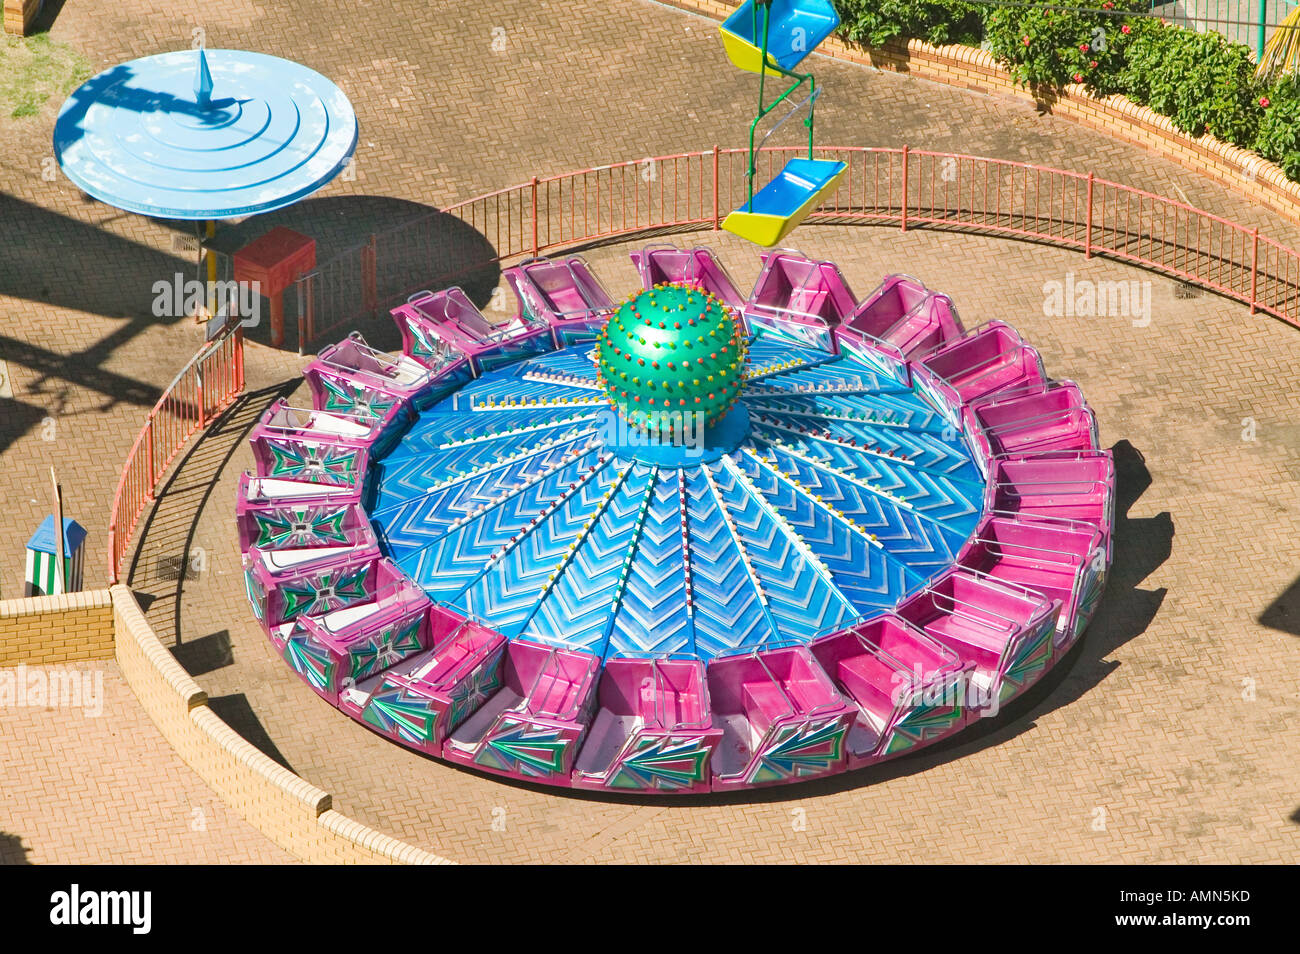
[108,525,117,584]
[900,144,909,232]
[530,176,539,257]
[1250,226,1259,314]
[196,366,205,429]
[712,145,720,230]
[1085,172,1094,259]
[1258,0,1267,62]
[295,276,306,356]
[145,415,156,487]
[297,273,317,357]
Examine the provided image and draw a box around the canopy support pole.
[205,219,217,316]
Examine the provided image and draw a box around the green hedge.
[836,0,983,47]
[832,0,1300,185]
[1255,75,1300,179]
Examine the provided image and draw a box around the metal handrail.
[116,143,1300,581]
[295,146,1300,355]
[107,322,244,583]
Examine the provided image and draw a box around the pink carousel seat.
[965,381,1099,459]
[843,275,964,359]
[504,255,614,348]
[958,513,1105,644]
[629,244,746,312]
[707,646,854,787]
[442,641,600,784]
[988,451,1116,557]
[812,615,968,762]
[572,658,720,792]
[915,321,1046,407]
[395,286,550,375]
[896,568,1061,705]
[743,249,858,349]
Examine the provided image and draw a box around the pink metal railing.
[295,145,1300,350]
[112,144,1299,573]
[114,146,1300,582]
[108,323,245,583]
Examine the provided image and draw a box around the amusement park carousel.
[238,244,1112,793]
[236,0,1114,793]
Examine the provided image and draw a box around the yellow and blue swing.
[719,0,846,247]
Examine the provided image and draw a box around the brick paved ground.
[149,226,1300,864]
[0,662,292,864]
[1,0,1297,862]
[4,0,1299,592]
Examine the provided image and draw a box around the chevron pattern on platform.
[369,336,985,660]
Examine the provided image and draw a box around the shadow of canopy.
[1259,574,1300,637]
[199,195,503,354]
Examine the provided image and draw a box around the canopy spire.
[195,46,213,109]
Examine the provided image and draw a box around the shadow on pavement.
[0,397,50,456]
[125,380,300,642]
[0,192,192,329]
[206,694,296,773]
[0,831,31,865]
[172,629,234,678]
[197,195,450,263]
[32,0,68,31]
[0,189,499,437]
[1259,574,1299,638]
[192,196,503,355]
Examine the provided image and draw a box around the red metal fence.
[110,145,1300,576]
[294,145,1300,350]
[108,322,245,583]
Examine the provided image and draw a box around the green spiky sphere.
[595,282,748,435]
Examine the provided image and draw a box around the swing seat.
[722,157,846,247]
[719,0,841,74]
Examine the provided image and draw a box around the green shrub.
[834,0,984,48]
[1254,75,1300,179]
[1120,22,1262,144]
[984,0,1144,90]
[1078,14,1150,97]
[829,0,1291,183]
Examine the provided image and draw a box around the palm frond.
[1257,7,1300,80]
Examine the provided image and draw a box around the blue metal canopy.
[53,48,358,220]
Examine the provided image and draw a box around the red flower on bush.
[1080,43,1089,52]
[1073,73,1084,83]
[1121,24,1132,34]
[1023,35,1031,46]
[1090,60,1098,68]
[1260,96,1271,108]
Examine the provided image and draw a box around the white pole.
[51,466,65,596]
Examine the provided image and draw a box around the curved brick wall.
[101,585,454,865]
